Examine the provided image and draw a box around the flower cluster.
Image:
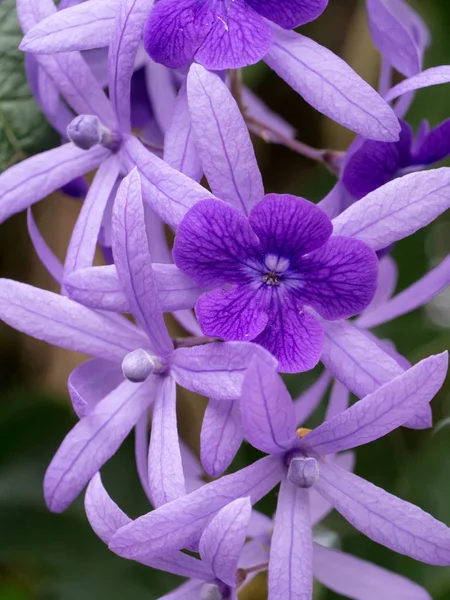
[1,0,450,598]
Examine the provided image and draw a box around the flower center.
[262,254,290,287]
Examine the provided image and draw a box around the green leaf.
[0,0,58,172]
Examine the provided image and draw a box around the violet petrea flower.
[172,195,378,373]
[0,169,273,513]
[109,352,450,598]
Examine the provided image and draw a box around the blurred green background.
[0,0,449,598]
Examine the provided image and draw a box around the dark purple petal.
[253,297,324,373]
[195,285,268,342]
[295,236,378,320]
[248,0,328,28]
[144,0,213,69]
[412,118,450,165]
[194,0,272,70]
[173,200,261,287]
[249,194,332,263]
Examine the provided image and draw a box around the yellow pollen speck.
[296,427,311,438]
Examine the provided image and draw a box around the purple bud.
[287,456,319,489]
[200,584,223,600]
[121,349,155,382]
[67,115,103,150]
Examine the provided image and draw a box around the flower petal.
[187,64,264,215]
[413,118,450,167]
[304,352,448,455]
[148,377,186,507]
[269,480,313,600]
[296,236,378,320]
[173,199,261,286]
[157,581,204,600]
[68,358,123,418]
[265,29,400,141]
[109,455,283,559]
[248,194,332,261]
[27,208,63,285]
[384,66,450,104]
[315,459,450,565]
[112,169,173,355]
[241,356,297,455]
[362,255,398,315]
[201,398,244,477]
[44,379,154,512]
[333,168,450,250]
[85,473,131,545]
[199,497,251,587]
[172,341,275,401]
[248,0,328,28]
[294,371,332,425]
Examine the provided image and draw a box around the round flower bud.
[287,456,319,489]
[121,349,155,382]
[200,584,223,600]
[67,115,103,150]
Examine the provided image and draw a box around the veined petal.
[64,154,120,275]
[68,358,123,418]
[313,543,431,600]
[0,144,108,224]
[248,0,328,28]
[315,460,450,565]
[109,455,283,559]
[241,356,297,455]
[0,280,145,361]
[333,168,450,251]
[123,136,216,229]
[201,398,244,477]
[265,29,400,142]
[321,321,403,398]
[112,169,173,355]
[145,59,178,134]
[294,371,332,425]
[325,379,350,421]
[413,118,450,165]
[20,0,119,54]
[172,342,275,401]
[85,473,131,545]
[148,377,186,507]
[384,66,450,104]
[362,255,398,315]
[269,480,313,600]
[199,498,251,587]
[304,353,448,455]
[45,379,155,512]
[187,65,264,215]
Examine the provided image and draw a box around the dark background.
[0,0,449,598]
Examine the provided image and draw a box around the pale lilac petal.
[241,356,297,454]
[384,66,450,104]
[109,0,148,134]
[201,398,243,477]
[358,256,450,328]
[325,379,350,421]
[109,455,283,559]
[0,144,108,224]
[173,310,203,337]
[68,358,123,418]
[362,255,398,315]
[315,460,450,565]
[304,352,448,455]
[148,377,186,507]
[123,136,216,228]
[172,342,276,401]
[20,0,118,54]
[135,413,151,499]
[322,321,403,398]
[187,65,264,215]
[145,59,177,134]
[366,0,421,77]
[65,266,129,313]
[310,452,355,525]
[313,543,431,600]
[294,371,332,425]
[85,473,131,544]
[164,84,203,182]
[27,208,63,285]
[153,264,205,312]
[269,480,313,600]
[317,181,352,220]
[112,169,173,355]
[64,155,120,275]
[173,199,261,286]
[265,29,400,142]
[157,581,204,600]
[333,168,450,251]
[0,280,145,361]
[199,497,251,586]
[247,511,272,545]
[44,379,154,512]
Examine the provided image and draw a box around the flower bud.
[287,456,319,489]
[67,115,103,150]
[121,349,155,382]
[200,583,223,600]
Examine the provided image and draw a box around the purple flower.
[143,0,328,70]
[109,351,450,595]
[342,118,450,199]
[173,195,378,373]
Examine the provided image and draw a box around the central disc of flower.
[261,254,290,287]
